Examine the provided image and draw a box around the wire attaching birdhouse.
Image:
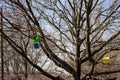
[102,57,110,64]
[32,35,41,42]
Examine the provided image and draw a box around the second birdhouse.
[34,43,40,49]
[102,57,110,64]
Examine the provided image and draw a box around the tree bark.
[0,8,4,80]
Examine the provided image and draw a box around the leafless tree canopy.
[0,0,120,80]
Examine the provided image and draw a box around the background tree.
[0,0,120,80]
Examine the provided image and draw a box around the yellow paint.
[103,57,110,64]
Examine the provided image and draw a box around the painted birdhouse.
[32,35,41,42]
[102,57,110,64]
[34,43,40,49]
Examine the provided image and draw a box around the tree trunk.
[0,8,4,80]
[25,60,28,80]
[74,38,81,80]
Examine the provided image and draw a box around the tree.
[0,0,120,80]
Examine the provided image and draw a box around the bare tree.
[0,0,120,80]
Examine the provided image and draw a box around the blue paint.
[34,43,40,49]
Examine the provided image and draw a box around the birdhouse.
[32,35,41,42]
[76,38,81,45]
[102,57,110,64]
[34,43,40,49]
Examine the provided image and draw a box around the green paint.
[32,35,41,42]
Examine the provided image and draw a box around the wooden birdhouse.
[34,43,40,49]
[32,35,41,42]
[103,57,110,64]
[76,38,81,45]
